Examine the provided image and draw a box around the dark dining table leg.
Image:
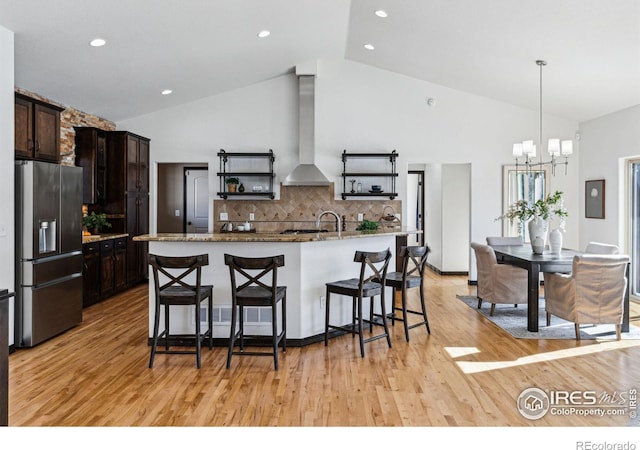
[527,262,541,332]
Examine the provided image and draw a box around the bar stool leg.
[380,292,392,348]
[208,296,214,349]
[239,306,245,351]
[272,301,279,370]
[357,295,365,357]
[226,303,237,369]
[282,293,287,353]
[401,287,410,342]
[164,304,170,351]
[324,288,331,346]
[149,302,161,368]
[195,301,202,369]
[419,283,430,334]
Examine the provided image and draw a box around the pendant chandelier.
[512,60,573,175]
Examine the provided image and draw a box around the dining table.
[490,245,630,333]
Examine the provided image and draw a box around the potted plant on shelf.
[225,177,240,193]
[498,190,568,254]
[83,212,112,235]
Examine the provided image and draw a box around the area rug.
[456,295,640,340]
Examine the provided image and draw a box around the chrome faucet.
[316,210,341,236]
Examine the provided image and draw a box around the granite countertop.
[133,228,419,243]
[82,233,129,244]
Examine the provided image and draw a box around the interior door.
[185,168,209,233]
[407,171,424,246]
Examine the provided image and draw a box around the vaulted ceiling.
[1,0,638,123]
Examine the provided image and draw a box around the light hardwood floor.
[8,271,640,426]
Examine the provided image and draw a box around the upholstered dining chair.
[584,242,619,254]
[486,236,524,246]
[470,242,528,315]
[544,254,629,340]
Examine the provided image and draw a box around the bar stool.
[224,254,287,370]
[384,245,431,341]
[324,248,392,357]
[148,253,213,369]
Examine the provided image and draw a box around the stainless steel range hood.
[282,72,331,186]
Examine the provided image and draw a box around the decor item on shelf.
[238,183,245,193]
[511,60,574,176]
[498,190,567,254]
[225,177,240,192]
[83,212,111,235]
[356,219,380,233]
[349,179,356,193]
[357,182,362,193]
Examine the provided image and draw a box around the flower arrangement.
[498,190,568,229]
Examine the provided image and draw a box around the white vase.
[528,217,548,254]
[548,228,563,255]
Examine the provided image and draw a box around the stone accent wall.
[15,87,116,166]
[213,184,402,233]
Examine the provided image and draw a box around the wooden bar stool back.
[224,254,287,370]
[384,245,431,341]
[148,253,213,369]
[324,248,392,357]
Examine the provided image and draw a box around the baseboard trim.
[426,262,468,276]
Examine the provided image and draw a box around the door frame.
[408,170,425,246]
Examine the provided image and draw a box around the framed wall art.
[585,179,605,219]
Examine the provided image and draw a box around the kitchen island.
[134,229,418,345]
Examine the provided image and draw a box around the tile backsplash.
[213,184,402,233]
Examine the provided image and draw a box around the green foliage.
[83,212,112,230]
[225,177,240,185]
[497,190,568,224]
[356,219,380,232]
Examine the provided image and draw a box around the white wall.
[442,164,471,272]
[119,59,580,279]
[0,26,14,346]
[578,105,640,251]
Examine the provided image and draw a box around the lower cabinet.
[82,237,127,307]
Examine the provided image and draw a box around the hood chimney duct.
[282,65,331,186]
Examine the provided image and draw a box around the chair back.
[224,254,285,297]
[398,245,430,282]
[584,242,619,254]
[148,253,209,299]
[470,242,498,299]
[354,248,392,289]
[571,254,629,323]
[486,236,524,246]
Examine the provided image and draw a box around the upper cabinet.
[341,150,398,200]
[216,149,275,199]
[14,93,63,163]
[74,127,108,204]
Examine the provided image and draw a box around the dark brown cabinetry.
[74,127,108,204]
[105,132,150,286]
[82,242,101,307]
[82,237,127,307]
[14,94,63,162]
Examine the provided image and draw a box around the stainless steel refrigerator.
[15,160,83,347]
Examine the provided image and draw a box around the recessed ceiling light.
[161,89,173,95]
[364,44,375,50]
[89,38,106,47]
[257,30,271,38]
[374,10,388,18]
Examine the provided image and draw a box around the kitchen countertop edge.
[82,233,129,244]
[133,229,419,243]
